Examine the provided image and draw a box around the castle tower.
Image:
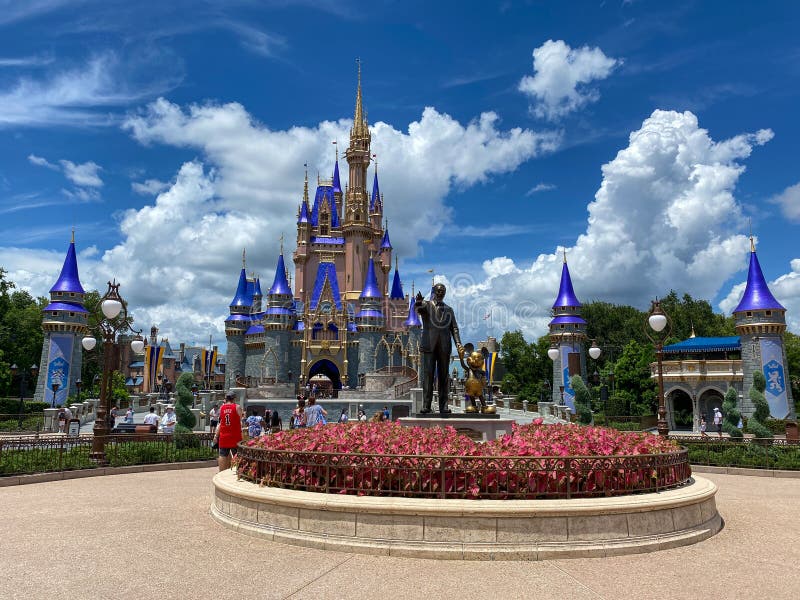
[35,234,89,406]
[734,237,794,419]
[294,169,312,297]
[356,257,385,372]
[403,284,422,371]
[332,147,343,220]
[343,61,376,301]
[548,251,587,411]
[387,256,405,330]
[224,251,251,389]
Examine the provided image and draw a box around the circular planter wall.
[211,471,722,560]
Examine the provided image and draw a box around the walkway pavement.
[1,469,798,599]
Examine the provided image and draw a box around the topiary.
[746,371,773,439]
[174,372,196,433]
[722,386,743,438]
[569,375,593,425]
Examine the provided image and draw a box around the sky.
[2,0,800,353]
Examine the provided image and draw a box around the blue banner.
[46,334,73,407]
[760,339,790,418]
[560,345,575,412]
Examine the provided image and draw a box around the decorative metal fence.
[0,433,216,476]
[669,436,800,471]
[236,446,691,500]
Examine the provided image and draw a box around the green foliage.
[657,291,736,340]
[0,269,47,397]
[569,375,592,425]
[784,331,800,411]
[174,372,196,432]
[746,371,773,439]
[612,340,656,415]
[722,387,743,438]
[0,399,49,414]
[684,440,800,470]
[499,331,550,401]
[109,371,130,406]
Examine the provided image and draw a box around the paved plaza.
[1,468,798,599]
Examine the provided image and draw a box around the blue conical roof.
[734,249,785,312]
[552,261,581,308]
[360,258,381,299]
[332,158,341,193]
[390,268,404,299]
[370,171,381,211]
[403,296,421,327]
[50,241,85,294]
[268,254,293,296]
[298,200,310,224]
[380,228,392,250]
[254,278,263,297]
[230,268,251,307]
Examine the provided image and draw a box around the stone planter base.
[211,471,721,560]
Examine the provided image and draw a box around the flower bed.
[235,422,690,499]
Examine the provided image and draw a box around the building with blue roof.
[225,67,420,391]
[35,234,90,405]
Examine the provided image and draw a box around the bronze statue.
[459,343,496,414]
[415,283,463,414]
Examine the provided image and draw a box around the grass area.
[683,440,800,471]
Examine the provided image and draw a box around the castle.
[224,67,421,392]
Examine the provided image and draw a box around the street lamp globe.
[648,303,668,332]
[588,341,602,360]
[547,346,559,361]
[131,336,145,353]
[101,298,123,319]
[82,336,97,351]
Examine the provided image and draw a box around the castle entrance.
[307,359,342,393]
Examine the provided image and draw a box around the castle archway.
[308,359,342,390]
[667,389,693,431]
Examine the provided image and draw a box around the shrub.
[746,371,773,439]
[722,386,743,438]
[569,375,593,425]
[174,372,196,434]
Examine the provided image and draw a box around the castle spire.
[360,257,381,299]
[50,236,85,294]
[242,248,246,269]
[268,252,293,297]
[353,58,366,136]
[552,256,581,308]
[733,237,785,313]
[390,258,404,300]
[332,142,341,193]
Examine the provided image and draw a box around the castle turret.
[356,257,384,372]
[225,251,251,389]
[332,147,343,220]
[294,169,311,296]
[35,233,89,405]
[548,250,587,411]
[734,237,793,419]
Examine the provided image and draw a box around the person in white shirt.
[143,406,159,429]
[713,407,723,438]
[162,406,177,433]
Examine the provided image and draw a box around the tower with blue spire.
[547,250,587,411]
[35,233,89,406]
[356,256,385,373]
[224,249,251,389]
[734,236,794,419]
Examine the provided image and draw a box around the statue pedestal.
[398,416,514,441]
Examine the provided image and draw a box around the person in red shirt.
[214,392,244,471]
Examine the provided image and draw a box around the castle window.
[559,324,564,329]
[766,310,772,317]
[52,312,58,317]
[746,312,752,317]
[69,312,75,317]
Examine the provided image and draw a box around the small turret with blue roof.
[547,249,587,409]
[356,257,384,327]
[734,236,793,419]
[264,251,295,328]
[35,232,90,406]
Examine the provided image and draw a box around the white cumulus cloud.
[131,178,170,196]
[519,39,619,120]
[441,110,774,341]
[769,181,800,222]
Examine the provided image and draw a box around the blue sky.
[2,0,800,350]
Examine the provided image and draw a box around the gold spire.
[373,153,378,174]
[71,228,75,244]
[242,248,246,269]
[563,247,567,264]
[352,58,368,137]
[750,234,756,253]
[395,255,398,270]
[303,163,309,204]
[333,140,338,162]
[690,321,696,338]
[280,232,284,255]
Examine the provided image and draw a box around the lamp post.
[10,363,39,428]
[82,280,143,464]
[559,384,565,406]
[645,299,671,437]
[191,383,199,408]
[51,382,60,408]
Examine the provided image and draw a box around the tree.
[784,331,800,413]
[569,375,592,425]
[746,371,772,439]
[722,386,743,438]
[0,279,47,397]
[612,340,656,415]
[499,331,549,401]
[174,372,196,431]
[110,371,130,407]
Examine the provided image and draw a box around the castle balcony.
[650,359,743,383]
